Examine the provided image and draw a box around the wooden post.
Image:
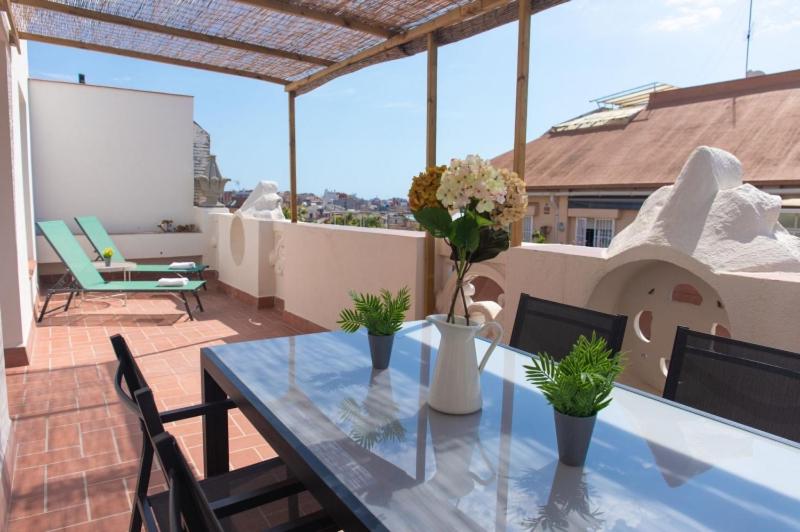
[424,33,438,315]
[288,91,298,223]
[511,0,531,247]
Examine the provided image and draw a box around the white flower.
[437,155,508,213]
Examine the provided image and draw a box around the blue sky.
[28,0,800,198]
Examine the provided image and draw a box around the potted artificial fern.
[524,333,624,466]
[338,287,410,369]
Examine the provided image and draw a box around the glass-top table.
[200,322,800,531]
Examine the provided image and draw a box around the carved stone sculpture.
[237,181,286,221]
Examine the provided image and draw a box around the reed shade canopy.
[7,0,566,94]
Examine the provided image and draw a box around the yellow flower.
[102,247,114,258]
[408,165,446,212]
[491,169,528,227]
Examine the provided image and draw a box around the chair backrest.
[509,293,628,361]
[664,327,800,443]
[135,389,222,532]
[37,220,106,289]
[75,216,125,261]
[111,334,150,415]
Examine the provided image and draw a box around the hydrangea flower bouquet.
[409,155,527,324]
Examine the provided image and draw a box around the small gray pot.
[553,410,597,467]
[368,333,394,370]
[104,257,112,266]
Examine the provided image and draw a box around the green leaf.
[413,207,452,238]
[523,332,626,417]
[469,227,509,263]
[338,287,411,336]
[474,213,494,227]
[449,215,480,253]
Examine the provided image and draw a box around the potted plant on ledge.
[338,288,410,370]
[524,333,624,466]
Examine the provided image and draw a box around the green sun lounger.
[37,220,205,322]
[74,216,208,288]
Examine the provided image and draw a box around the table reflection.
[428,409,496,500]
[339,369,407,450]
[518,462,603,531]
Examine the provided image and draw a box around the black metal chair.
[664,327,800,443]
[509,294,628,361]
[110,335,332,531]
[134,387,335,531]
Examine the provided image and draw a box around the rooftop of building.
[493,69,800,190]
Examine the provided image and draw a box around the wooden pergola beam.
[13,0,334,67]
[288,91,298,223]
[424,33,437,315]
[234,0,395,39]
[19,33,290,85]
[286,0,511,93]
[510,0,531,247]
[1,0,22,53]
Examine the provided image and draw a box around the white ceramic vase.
[427,314,503,415]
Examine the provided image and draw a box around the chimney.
[78,73,85,84]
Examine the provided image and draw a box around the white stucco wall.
[0,24,31,523]
[213,216,427,329]
[503,244,800,394]
[274,222,426,329]
[29,80,195,234]
[0,32,35,352]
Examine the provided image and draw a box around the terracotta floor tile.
[46,473,87,511]
[7,503,89,531]
[7,285,318,528]
[61,511,130,531]
[86,478,130,519]
[48,424,80,451]
[81,428,116,457]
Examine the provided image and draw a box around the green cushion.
[86,280,205,292]
[75,216,125,261]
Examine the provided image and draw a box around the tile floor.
[5,284,319,531]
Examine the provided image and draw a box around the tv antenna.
[745,0,754,75]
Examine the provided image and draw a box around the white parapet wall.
[274,222,426,329]
[212,214,426,329]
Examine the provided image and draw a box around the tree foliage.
[523,333,625,417]
[337,287,411,336]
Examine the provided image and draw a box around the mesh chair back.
[509,294,628,361]
[664,327,800,443]
[75,216,125,261]
[37,220,106,288]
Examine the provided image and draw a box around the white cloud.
[758,0,800,32]
[652,0,729,32]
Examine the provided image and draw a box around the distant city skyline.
[28,0,800,198]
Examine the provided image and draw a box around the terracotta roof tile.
[494,69,800,190]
